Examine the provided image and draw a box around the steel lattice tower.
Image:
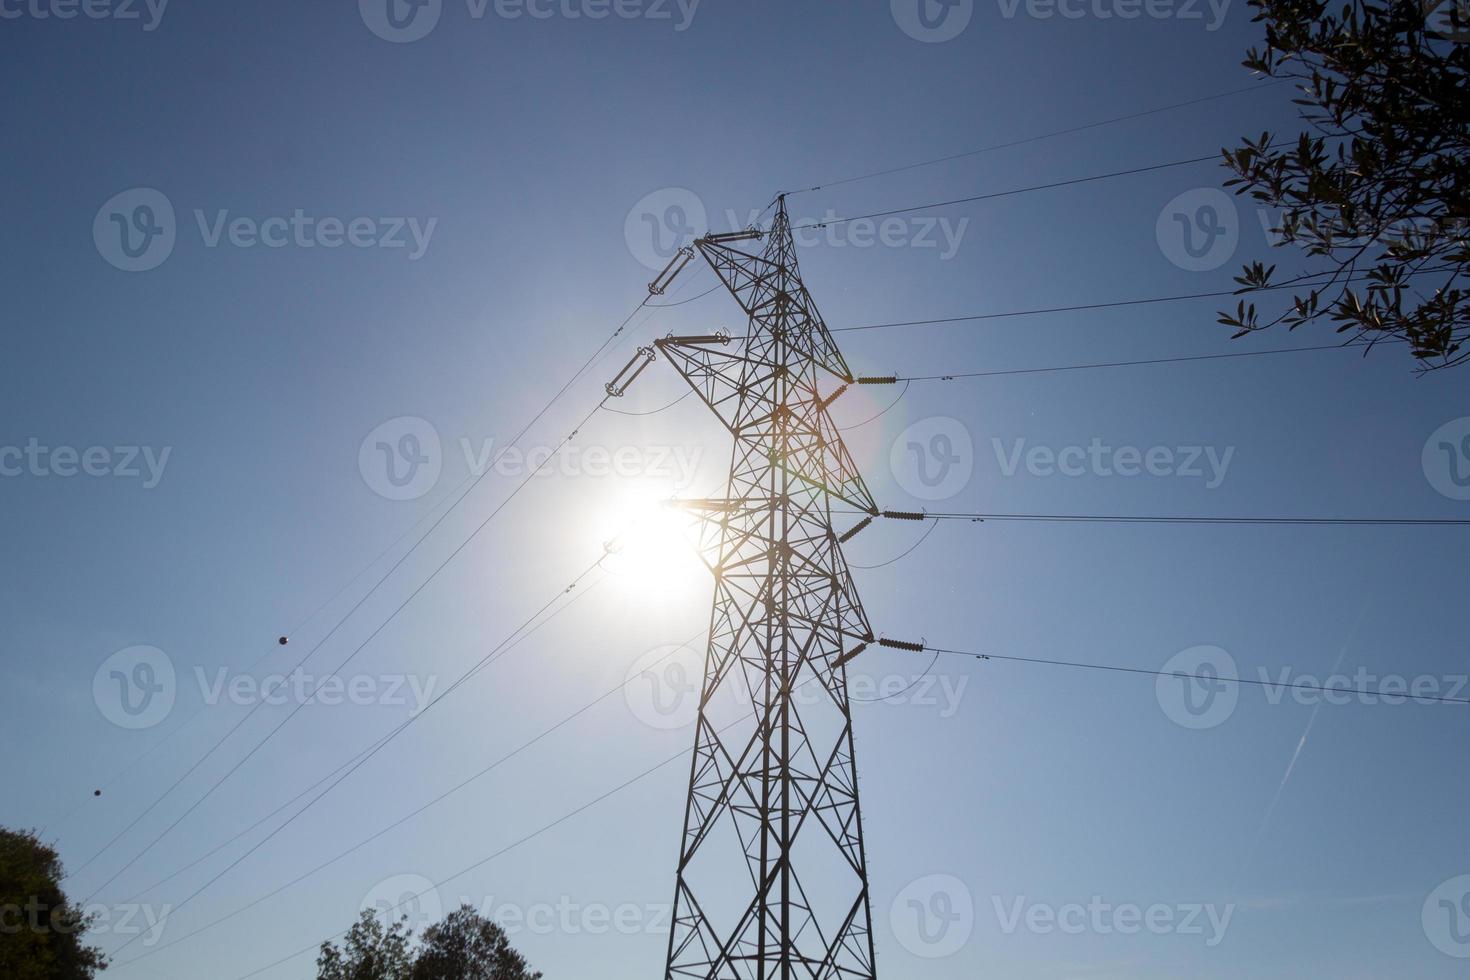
[645,197,881,980]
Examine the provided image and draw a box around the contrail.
[1236,606,1369,890]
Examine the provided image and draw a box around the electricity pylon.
[614,197,881,979]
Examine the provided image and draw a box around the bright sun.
[596,485,704,593]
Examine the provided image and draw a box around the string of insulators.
[881,510,928,521]
[838,515,873,543]
[647,247,694,296]
[702,229,764,244]
[856,375,898,385]
[658,333,730,347]
[878,638,926,653]
[818,384,849,410]
[834,642,868,669]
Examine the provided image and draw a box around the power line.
[892,342,1366,381]
[783,80,1288,195]
[104,562,617,958]
[217,642,838,980]
[788,151,1227,232]
[109,570,604,910]
[826,269,1450,336]
[223,739,691,980]
[66,294,660,888]
[647,281,723,308]
[856,511,1470,527]
[79,394,614,905]
[602,390,694,417]
[838,380,911,432]
[114,627,708,966]
[926,645,1470,706]
[43,484,470,840]
[848,520,939,570]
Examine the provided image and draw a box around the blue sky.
[2,2,1467,978]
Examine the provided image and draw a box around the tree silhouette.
[317,910,414,980]
[317,906,539,980]
[0,828,107,980]
[411,905,540,980]
[1221,0,1469,371]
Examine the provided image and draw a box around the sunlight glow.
[597,484,704,593]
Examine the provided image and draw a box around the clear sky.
[2,2,1467,978]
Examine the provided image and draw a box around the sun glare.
[597,485,704,593]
